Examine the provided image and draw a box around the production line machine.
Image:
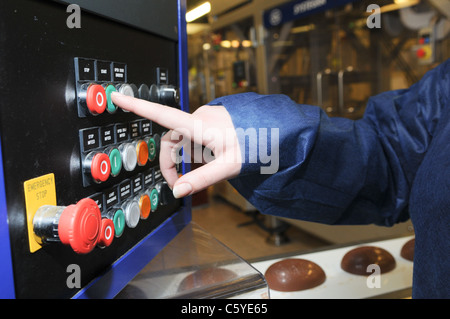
[0,0,418,300]
[0,0,190,298]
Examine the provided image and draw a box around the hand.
[111,92,242,198]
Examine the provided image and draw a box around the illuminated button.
[105,147,122,177]
[106,208,125,237]
[134,140,149,166]
[138,194,151,219]
[149,188,159,212]
[122,200,140,228]
[97,218,114,248]
[81,83,107,115]
[58,198,102,254]
[119,143,137,172]
[145,137,157,161]
[103,84,118,114]
[84,152,111,183]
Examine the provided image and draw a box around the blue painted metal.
[0,140,16,299]
[73,0,191,299]
[263,0,360,28]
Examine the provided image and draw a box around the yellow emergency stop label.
[24,173,57,253]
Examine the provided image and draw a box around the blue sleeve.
[208,59,449,227]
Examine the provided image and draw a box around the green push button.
[113,209,125,237]
[108,148,122,177]
[105,84,118,114]
[147,137,157,161]
[150,188,159,212]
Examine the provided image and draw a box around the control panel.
[0,0,189,298]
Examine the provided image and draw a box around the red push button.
[98,218,115,248]
[58,198,102,254]
[91,153,111,183]
[416,46,431,59]
[417,48,426,58]
[86,84,107,115]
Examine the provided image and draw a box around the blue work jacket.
[208,59,449,298]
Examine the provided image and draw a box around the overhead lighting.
[291,24,315,34]
[220,40,231,48]
[377,0,420,14]
[231,40,240,48]
[242,40,252,48]
[186,2,211,23]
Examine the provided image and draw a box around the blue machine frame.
[0,0,191,299]
[0,140,15,299]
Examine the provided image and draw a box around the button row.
[90,168,158,212]
[79,122,154,152]
[82,137,159,185]
[78,82,179,117]
[32,179,170,254]
[78,82,152,116]
[88,169,168,240]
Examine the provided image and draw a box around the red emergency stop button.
[97,218,115,248]
[85,84,107,115]
[58,198,102,254]
[89,152,111,183]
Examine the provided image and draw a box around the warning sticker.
[23,173,57,253]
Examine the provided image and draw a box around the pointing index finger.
[111,92,194,133]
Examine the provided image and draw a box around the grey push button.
[119,143,137,172]
[122,199,140,228]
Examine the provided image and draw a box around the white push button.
[116,84,136,112]
[119,143,137,172]
[122,200,140,228]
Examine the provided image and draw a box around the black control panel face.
[0,0,183,298]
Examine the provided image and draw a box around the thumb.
[172,160,240,198]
